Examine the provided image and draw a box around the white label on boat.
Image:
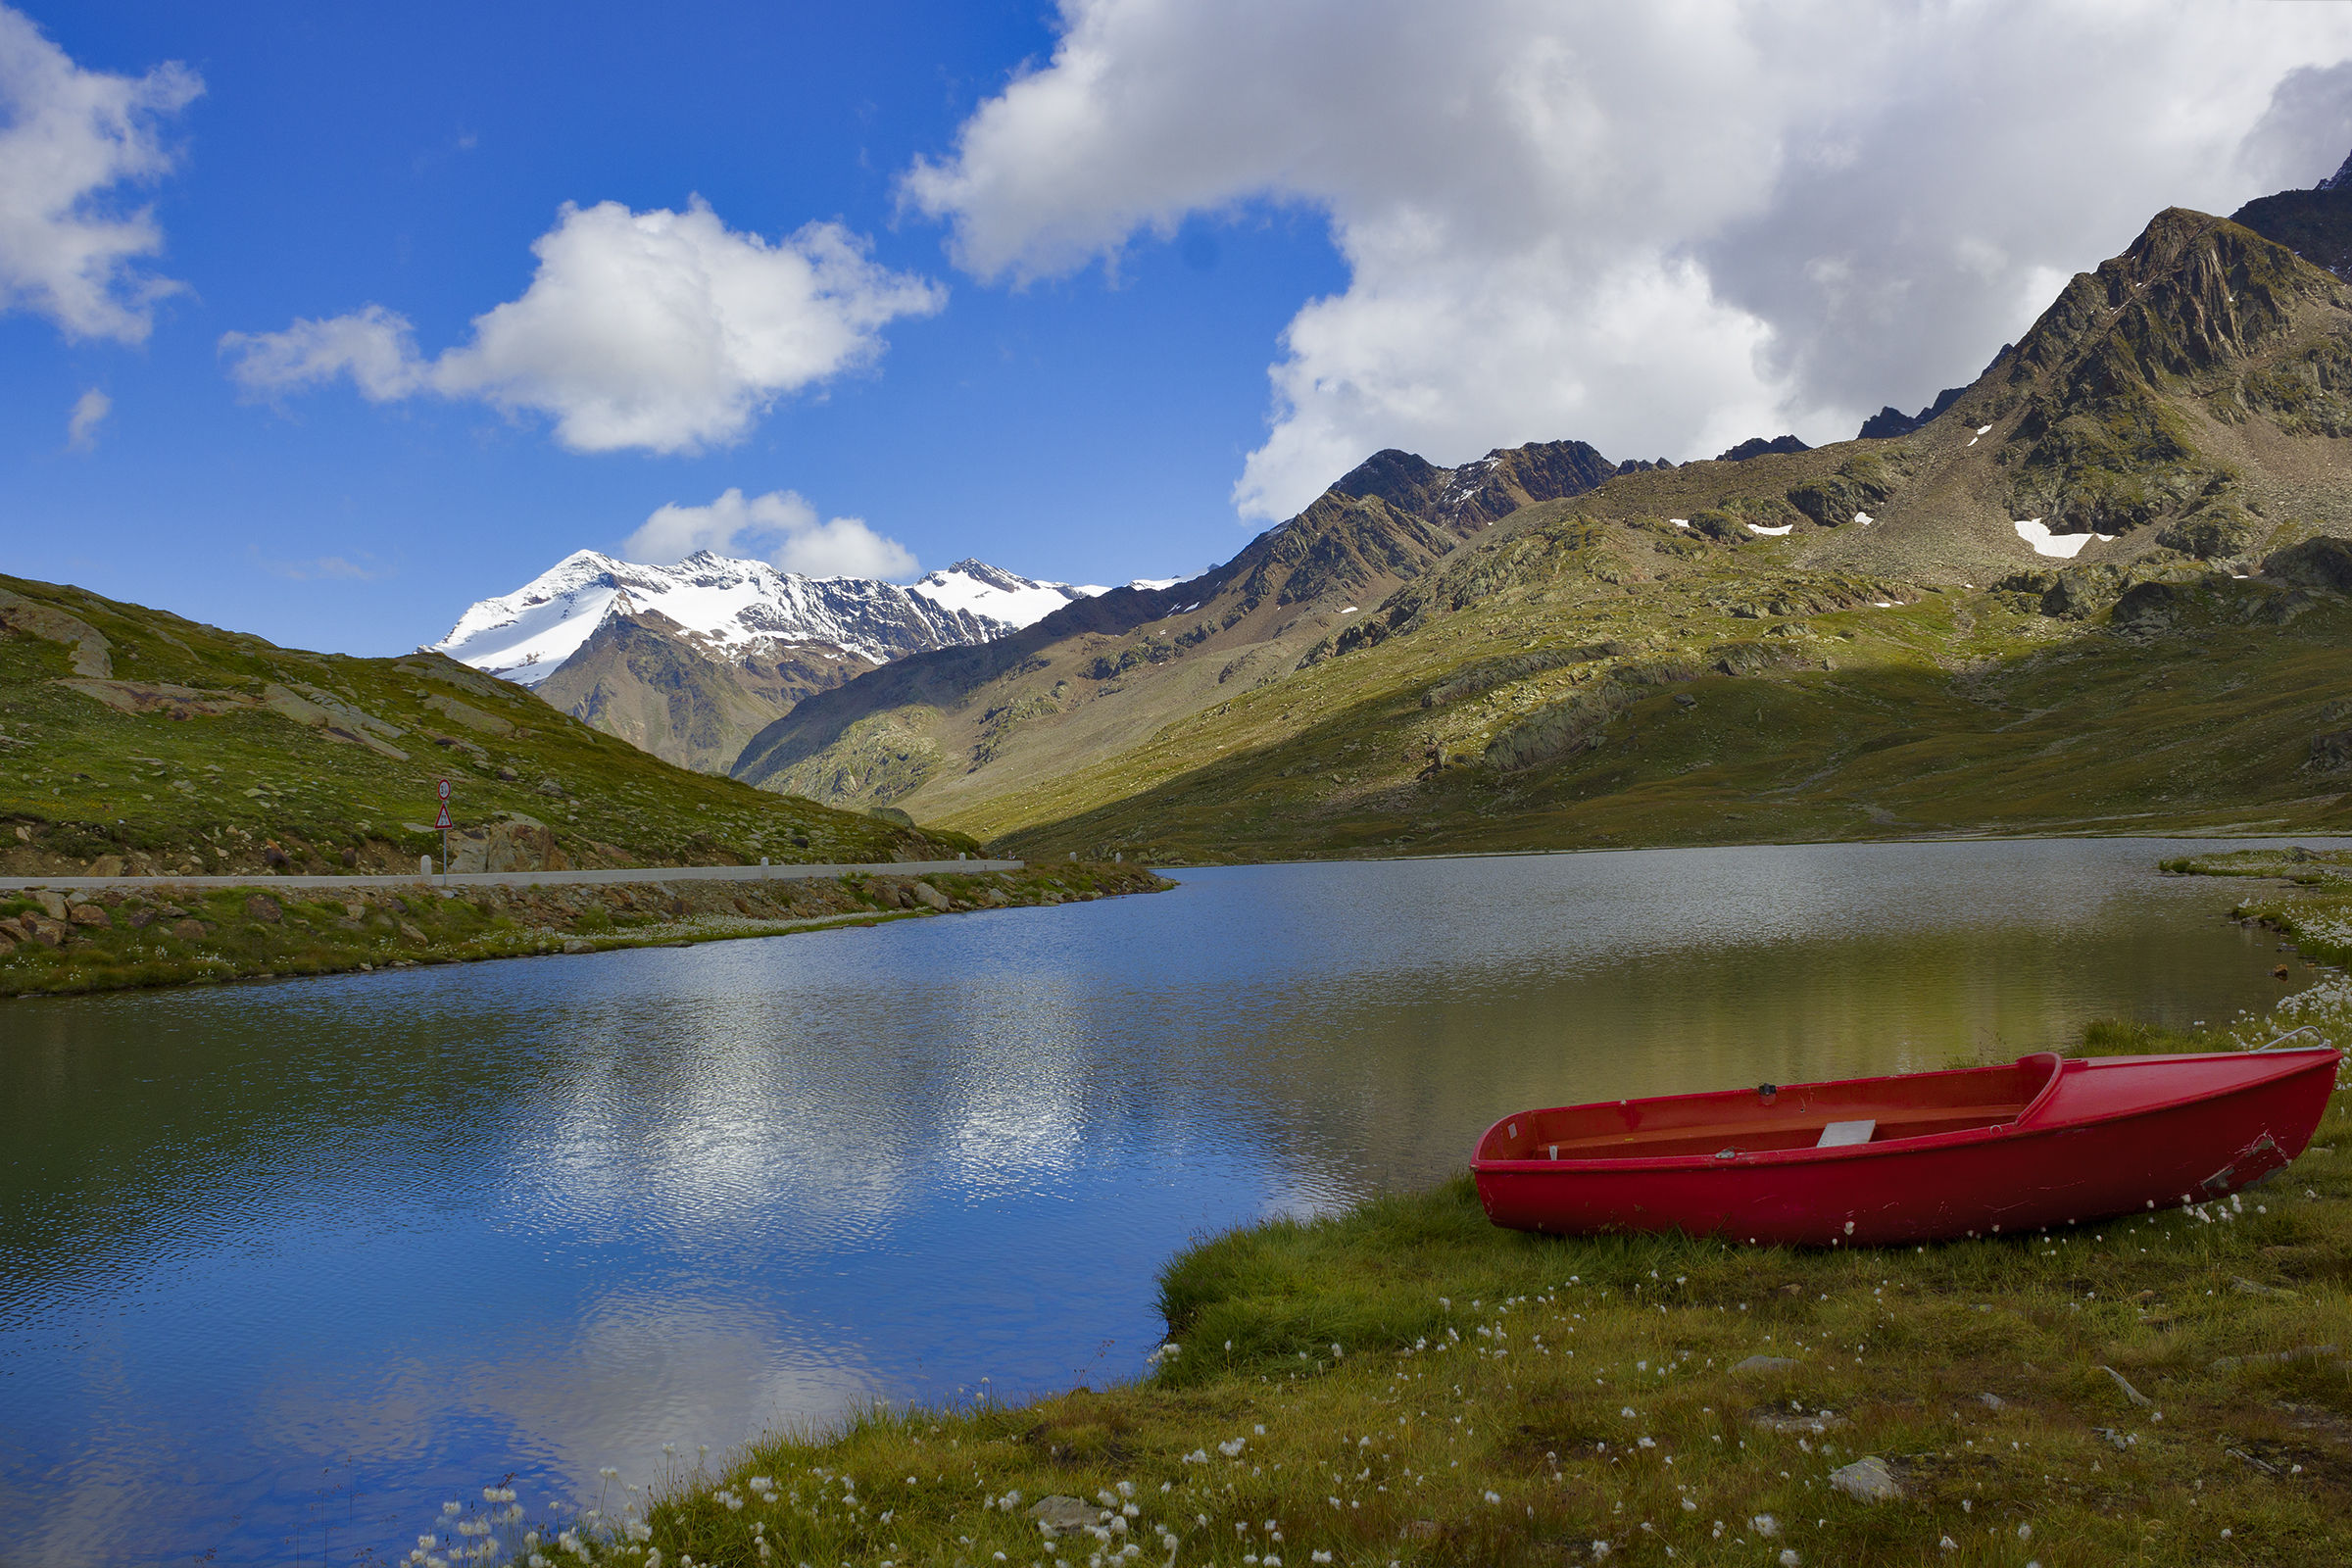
[1817,1119,1877,1148]
[1508,1122,1518,1138]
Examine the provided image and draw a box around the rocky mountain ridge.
[725,190,2352,859]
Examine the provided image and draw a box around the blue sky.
[9,1,2352,656]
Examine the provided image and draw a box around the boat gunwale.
[1471,1047,2342,1175]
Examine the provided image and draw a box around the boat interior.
[1479,1054,2063,1162]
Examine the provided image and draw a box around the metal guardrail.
[0,858,1025,893]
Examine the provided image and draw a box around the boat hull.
[1472,1050,2340,1247]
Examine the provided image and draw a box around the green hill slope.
[0,575,978,879]
[737,206,2352,859]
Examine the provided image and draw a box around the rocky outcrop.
[2264,535,2352,593]
[0,588,110,676]
[444,820,569,874]
[1716,434,1811,462]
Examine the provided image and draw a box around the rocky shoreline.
[0,861,1171,998]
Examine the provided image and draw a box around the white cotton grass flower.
[1751,1514,1779,1538]
[1780,1552,1800,1567]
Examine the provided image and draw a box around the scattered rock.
[85,855,124,878]
[1977,1393,2008,1411]
[398,921,428,944]
[69,904,110,928]
[2227,1446,2279,1477]
[2100,1366,2156,1410]
[563,939,593,955]
[170,918,206,940]
[1024,1496,1103,1535]
[538,777,565,798]
[33,891,68,920]
[1828,1456,1903,1502]
[1748,1410,1847,1435]
[1734,1355,1802,1376]
[244,895,282,924]
[911,880,952,912]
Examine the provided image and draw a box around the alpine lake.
[0,838,2337,1566]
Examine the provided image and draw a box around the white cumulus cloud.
[221,199,945,454]
[625,488,918,580]
[65,386,109,450]
[0,4,201,342]
[904,0,2352,519]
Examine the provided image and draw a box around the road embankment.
[0,860,1170,998]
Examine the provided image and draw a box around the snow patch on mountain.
[432,550,1098,686]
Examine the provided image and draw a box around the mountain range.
[707,172,2352,858]
[432,552,1110,773]
[366,157,2352,862]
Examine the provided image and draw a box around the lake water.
[0,839,2333,1565]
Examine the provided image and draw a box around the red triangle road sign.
[435,805,453,828]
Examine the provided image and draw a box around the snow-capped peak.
[432,549,1100,686]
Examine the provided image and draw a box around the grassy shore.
[417,988,2352,1568]
[2161,848,2352,974]
[0,861,1169,998]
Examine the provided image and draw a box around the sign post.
[435,778,452,886]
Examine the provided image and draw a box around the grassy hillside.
[0,573,979,880]
[735,207,2352,860]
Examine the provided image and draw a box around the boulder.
[911,880,953,912]
[245,895,282,923]
[85,854,124,878]
[33,891,67,920]
[170,918,206,941]
[69,904,110,928]
[1829,1456,1903,1502]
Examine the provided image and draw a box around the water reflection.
[0,838,2332,1565]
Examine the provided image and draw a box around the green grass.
[425,994,2352,1568]
[0,571,981,879]
[972,556,2352,863]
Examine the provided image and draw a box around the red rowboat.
[1472,1045,2341,1247]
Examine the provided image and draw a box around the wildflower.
[1751,1515,1779,1538]
[1219,1439,1247,1457]
[1485,1491,1502,1504]
[1780,1553,1800,1567]
[443,1503,463,1517]
[1312,1554,1333,1565]
[2018,1525,2032,1542]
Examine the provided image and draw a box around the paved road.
[0,858,1026,893]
